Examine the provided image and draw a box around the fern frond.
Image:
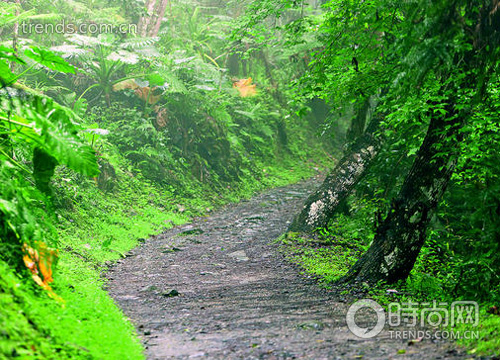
[50,45,87,59]
[1,95,98,176]
[120,37,159,50]
[146,67,188,94]
[135,46,161,59]
[106,50,139,65]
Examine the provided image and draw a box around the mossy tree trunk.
[340,108,460,284]
[288,107,381,233]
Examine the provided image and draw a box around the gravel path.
[106,177,468,359]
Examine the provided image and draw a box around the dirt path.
[107,177,468,359]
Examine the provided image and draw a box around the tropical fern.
[1,95,99,177]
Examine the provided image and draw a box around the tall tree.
[341,101,460,283]
[287,0,400,232]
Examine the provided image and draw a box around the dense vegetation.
[0,1,335,358]
[1,0,499,358]
[266,0,499,355]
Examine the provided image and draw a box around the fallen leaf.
[408,336,423,345]
[134,86,161,104]
[113,79,162,104]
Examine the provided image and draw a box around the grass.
[279,231,367,284]
[458,312,500,357]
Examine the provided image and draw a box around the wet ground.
[107,176,471,359]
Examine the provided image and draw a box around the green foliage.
[0,255,144,359]
[0,162,57,269]
[1,0,496,356]
[50,33,159,104]
[0,2,336,358]
[239,0,500,355]
[0,260,92,359]
[0,44,144,359]
[0,46,98,271]
[1,94,98,177]
[24,46,76,73]
[456,312,500,357]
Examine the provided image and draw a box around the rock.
[199,271,216,276]
[296,321,326,331]
[228,250,249,261]
[178,228,204,236]
[140,285,157,292]
[162,289,179,297]
[245,215,265,223]
[212,263,227,269]
[188,352,205,358]
[162,247,183,253]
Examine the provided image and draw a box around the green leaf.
[146,72,166,87]
[0,46,24,86]
[144,70,187,93]
[0,59,16,86]
[0,45,25,63]
[2,95,98,176]
[24,47,76,73]
[73,98,88,118]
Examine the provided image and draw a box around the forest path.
[107,177,466,360]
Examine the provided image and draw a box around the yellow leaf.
[112,79,139,91]
[22,242,64,305]
[31,274,45,287]
[233,77,257,97]
[134,86,161,104]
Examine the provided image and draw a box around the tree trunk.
[13,0,20,45]
[138,0,168,37]
[138,0,156,37]
[338,0,500,285]
[346,97,371,142]
[339,109,460,284]
[288,106,381,233]
[150,0,169,37]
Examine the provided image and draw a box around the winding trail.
[107,177,467,359]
